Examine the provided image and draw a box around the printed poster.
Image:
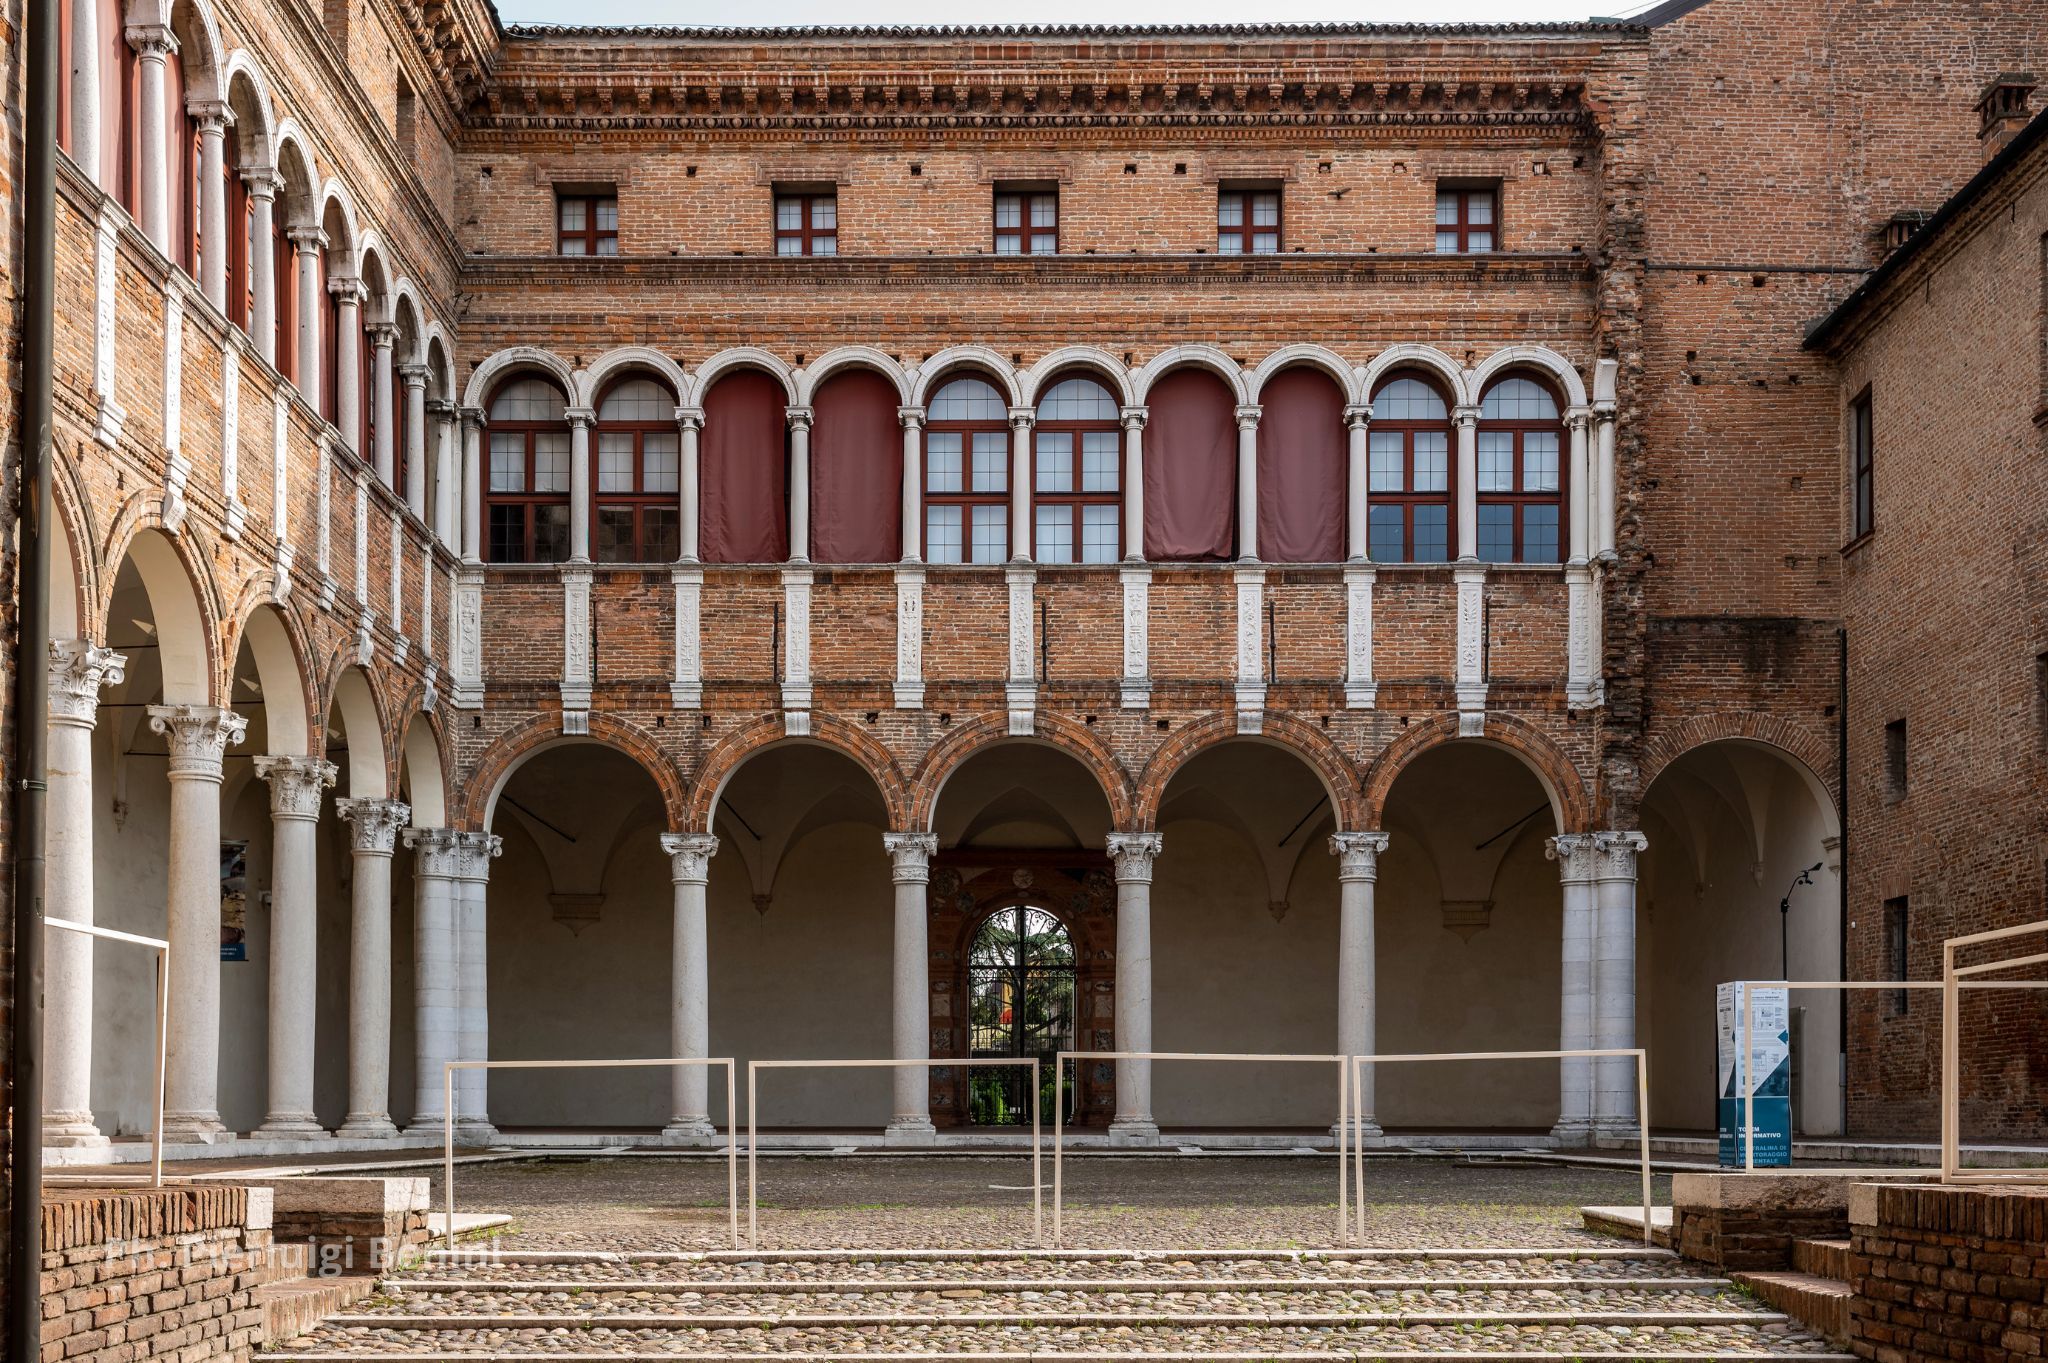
[1716,981,1791,1166]
[220,840,248,962]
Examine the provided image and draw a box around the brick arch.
[1361,712,1593,833]
[393,692,457,827]
[315,645,396,799]
[97,493,226,704]
[1640,712,1839,813]
[1133,711,1364,832]
[218,586,322,755]
[908,711,1136,832]
[682,713,912,833]
[460,712,688,833]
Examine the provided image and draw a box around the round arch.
[683,714,911,833]
[1360,343,1472,408]
[1134,711,1364,832]
[1017,346,1130,408]
[98,520,216,705]
[270,123,320,229]
[48,445,100,641]
[226,602,314,755]
[1469,344,1589,409]
[1131,344,1249,405]
[316,178,360,271]
[462,713,687,832]
[1247,344,1361,406]
[355,234,393,321]
[577,345,688,408]
[162,0,227,102]
[325,666,388,797]
[1641,712,1838,814]
[461,345,577,410]
[795,346,912,406]
[221,53,276,168]
[914,345,1025,407]
[1361,712,1592,833]
[398,707,449,826]
[908,712,1136,833]
[689,347,797,407]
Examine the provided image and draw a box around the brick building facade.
[3,0,2046,1308]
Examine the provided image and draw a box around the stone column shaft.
[1454,406,1480,560]
[255,755,338,1138]
[333,286,364,456]
[460,407,485,563]
[1120,407,1147,561]
[246,176,277,366]
[662,833,719,1139]
[292,230,326,404]
[1593,831,1648,1137]
[404,828,462,1133]
[883,832,938,1142]
[69,0,102,184]
[403,366,430,520]
[897,408,923,562]
[453,832,500,1137]
[1007,410,1034,560]
[337,798,408,1137]
[1107,832,1163,1144]
[1331,832,1389,1138]
[1234,405,1261,560]
[130,27,174,252]
[1343,406,1372,561]
[371,328,397,486]
[430,400,457,545]
[678,408,704,562]
[196,109,227,307]
[786,407,814,562]
[1547,834,1598,1144]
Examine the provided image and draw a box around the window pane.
[1038,377,1118,421]
[597,433,635,492]
[1252,233,1279,254]
[1030,194,1057,227]
[533,503,571,563]
[1251,193,1279,226]
[1368,505,1405,563]
[1477,504,1514,563]
[1467,193,1493,226]
[1029,234,1056,255]
[775,236,803,257]
[970,505,1008,564]
[1412,505,1450,563]
[534,431,571,492]
[488,504,527,563]
[995,194,1021,228]
[1217,192,1244,227]
[811,235,837,256]
[1435,230,1460,254]
[1036,505,1073,564]
[643,434,680,493]
[560,237,587,256]
[776,199,802,230]
[1081,432,1119,491]
[926,505,962,563]
[1523,431,1560,492]
[489,433,526,491]
[1217,235,1244,255]
[1369,431,1405,492]
[643,508,680,562]
[1467,230,1493,252]
[1373,377,1446,421]
[1035,432,1074,492]
[811,198,836,229]
[930,377,1007,420]
[1413,431,1449,492]
[972,431,1008,492]
[1523,504,1559,563]
[925,432,963,491]
[595,507,635,563]
[1478,431,1515,492]
[595,199,618,230]
[995,233,1021,255]
[560,198,586,230]
[1435,191,1459,227]
[600,379,672,422]
[594,236,618,256]
[1481,377,1559,420]
[1081,504,1119,563]
[491,377,567,422]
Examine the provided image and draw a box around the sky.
[493,0,1660,28]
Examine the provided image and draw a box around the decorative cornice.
[661,832,721,884]
[1106,831,1165,882]
[146,705,247,779]
[255,755,339,821]
[48,641,127,729]
[883,831,939,883]
[337,797,412,855]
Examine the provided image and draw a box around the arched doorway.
[967,904,1076,1125]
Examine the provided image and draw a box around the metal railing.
[46,918,168,1188]
[1350,1047,1653,1245]
[1051,1051,1352,1247]
[747,1057,1042,1249]
[442,1058,739,1251]
[1942,921,2048,1183]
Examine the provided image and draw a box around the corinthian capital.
[882,832,938,884]
[1328,831,1391,881]
[146,705,247,779]
[1593,830,1648,880]
[255,756,337,821]
[336,797,411,855]
[1106,831,1164,883]
[661,832,720,884]
[48,640,127,729]
[456,832,503,881]
[1545,832,1599,883]
[403,826,464,879]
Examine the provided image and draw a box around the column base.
[337,1116,400,1140]
[1330,1117,1385,1145]
[1592,1119,1643,1144]
[662,1118,719,1144]
[161,1114,234,1145]
[1549,1117,1595,1148]
[43,1113,110,1148]
[452,1119,500,1146]
[403,1117,453,1140]
[1106,1118,1160,1147]
[883,1117,938,1147]
[256,1116,334,1141]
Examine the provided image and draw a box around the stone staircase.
[1732,1238,1853,1346]
[263,1245,1858,1360]
[254,1238,383,1346]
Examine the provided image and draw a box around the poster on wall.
[1716,981,1791,1166]
[220,841,249,962]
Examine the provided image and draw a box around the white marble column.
[291,229,326,402]
[254,755,338,1138]
[454,832,501,1139]
[1546,833,1597,1145]
[786,406,813,562]
[370,326,397,486]
[1343,405,1372,561]
[460,406,485,563]
[149,704,248,1143]
[1120,408,1147,560]
[332,281,364,456]
[882,832,937,1143]
[1331,832,1389,1140]
[1593,831,1648,1138]
[195,104,227,308]
[1008,408,1035,560]
[336,797,409,1138]
[897,407,923,561]
[1234,404,1261,561]
[1107,832,1163,1145]
[245,173,278,365]
[1454,404,1480,561]
[403,828,461,1134]
[661,833,719,1140]
[677,407,703,562]
[44,642,127,1147]
[129,25,176,253]
[402,364,430,520]
[429,398,456,545]
[566,404,594,562]
[68,0,102,184]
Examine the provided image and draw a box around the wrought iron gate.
[967,905,1075,1125]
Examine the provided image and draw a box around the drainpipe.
[1837,625,1850,1136]
[10,0,59,1351]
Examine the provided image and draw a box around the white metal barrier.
[1051,1051,1351,1247]
[1350,1047,1653,1245]
[442,1057,739,1251]
[1942,921,2048,1183]
[46,917,168,1188]
[747,1057,1043,1249]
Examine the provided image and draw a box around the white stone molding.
[389,507,408,665]
[785,406,814,563]
[254,754,337,821]
[1119,407,1148,561]
[671,565,703,709]
[49,641,126,729]
[1119,564,1150,709]
[453,566,484,708]
[1468,343,1589,409]
[1234,566,1266,733]
[1131,344,1248,405]
[422,545,435,661]
[1248,343,1361,405]
[221,334,245,540]
[314,437,334,592]
[352,471,370,605]
[1453,563,1487,734]
[272,389,290,539]
[337,797,411,854]
[1234,404,1262,561]
[897,406,924,562]
[1593,358,1619,561]
[161,288,188,532]
[561,563,594,730]
[1007,408,1035,561]
[1566,561,1601,709]
[914,344,1029,407]
[781,566,813,734]
[576,345,690,409]
[1343,563,1377,708]
[792,344,913,406]
[1006,564,1036,735]
[93,208,126,447]
[1106,831,1164,882]
[1360,343,1472,410]
[662,832,720,884]
[893,565,924,709]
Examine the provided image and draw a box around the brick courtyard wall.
[1848,1183,2048,1363]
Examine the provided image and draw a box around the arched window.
[1032,375,1120,564]
[924,375,1010,565]
[1367,374,1453,563]
[593,377,681,563]
[1476,375,1564,563]
[1256,365,1346,563]
[968,905,1075,1125]
[1145,367,1237,562]
[811,368,902,564]
[700,369,788,563]
[485,377,572,564]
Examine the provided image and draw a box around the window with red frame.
[593,377,682,562]
[1032,376,1121,563]
[1366,374,1454,563]
[1849,387,1874,540]
[1217,186,1281,255]
[1475,376,1564,563]
[1435,183,1499,253]
[923,375,1010,564]
[273,225,297,383]
[774,192,837,256]
[557,193,617,256]
[485,377,572,564]
[994,187,1058,255]
[226,165,250,329]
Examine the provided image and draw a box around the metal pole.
[1336,1056,1349,1245]
[1636,1051,1653,1247]
[1052,1056,1064,1247]
[725,1062,738,1251]
[152,950,170,1189]
[1030,1057,1042,1245]
[1742,986,1756,1173]
[444,1065,456,1252]
[10,0,59,1343]
[747,1063,758,1250]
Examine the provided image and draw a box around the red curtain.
[1144,367,1236,561]
[811,369,902,563]
[1256,367,1347,562]
[701,370,788,563]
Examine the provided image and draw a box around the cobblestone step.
[385,1276,1736,1296]
[323,1308,1791,1328]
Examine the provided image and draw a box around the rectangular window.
[558,194,618,256]
[994,187,1058,255]
[775,192,837,256]
[1884,896,1910,1016]
[1884,717,1908,801]
[1217,187,1281,255]
[1849,387,1874,540]
[1435,184,1499,253]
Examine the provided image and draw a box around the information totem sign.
[1716,981,1791,1166]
